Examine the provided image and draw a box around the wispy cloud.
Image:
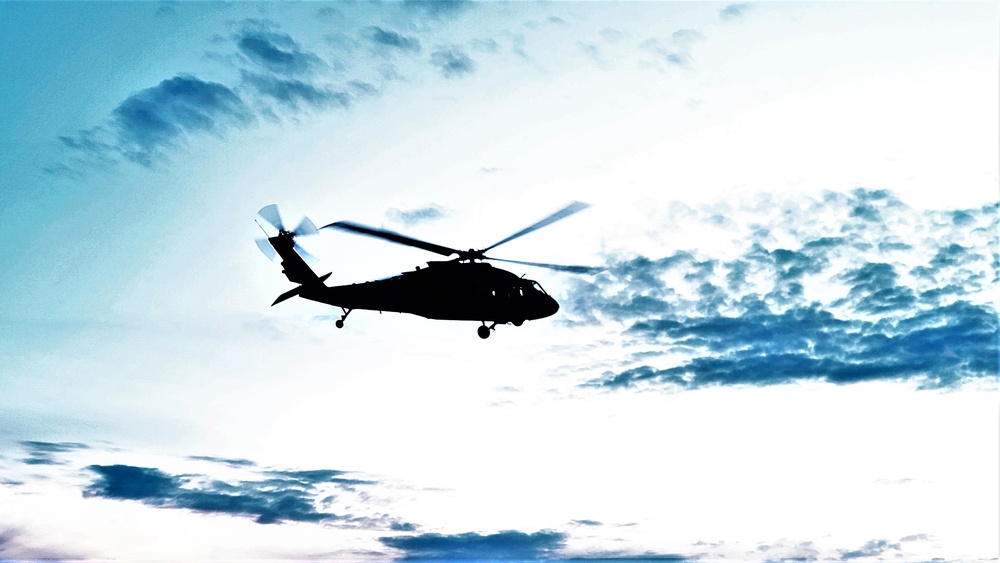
[236,27,324,76]
[154,3,176,18]
[672,28,705,45]
[371,27,422,54]
[186,455,256,468]
[469,37,500,53]
[720,3,753,21]
[639,28,705,70]
[57,74,252,169]
[524,16,568,31]
[430,46,477,79]
[0,528,86,561]
[567,190,998,391]
[241,71,351,111]
[740,540,820,561]
[640,39,692,68]
[402,0,472,21]
[380,530,566,559]
[18,441,89,466]
[386,204,447,226]
[838,538,901,560]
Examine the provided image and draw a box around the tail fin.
[269,233,320,285]
[267,233,331,305]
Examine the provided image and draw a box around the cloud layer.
[51,6,480,174]
[567,190,998,390]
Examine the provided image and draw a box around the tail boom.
[268,233,330,305]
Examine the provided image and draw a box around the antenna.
[254,219,270,237]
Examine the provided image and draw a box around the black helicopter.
[255,202,599,339]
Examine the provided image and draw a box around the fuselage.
[299,261,559,323]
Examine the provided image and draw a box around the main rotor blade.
[489,256,603,274]
[258,204,285,232]
[483,201,590,252]
[322,221,459,257]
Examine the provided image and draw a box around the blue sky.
[1,1,997,560]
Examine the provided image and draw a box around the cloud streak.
[84,463,405,527]
[380,530,567,560]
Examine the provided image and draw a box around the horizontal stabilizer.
[272,286,301,306]
[271,273,331,306]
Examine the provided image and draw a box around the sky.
[0,1,997,560]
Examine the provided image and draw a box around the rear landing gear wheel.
[477,325,491,339]
[335,308,351,329]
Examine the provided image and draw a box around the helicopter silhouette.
[255,202,600,338]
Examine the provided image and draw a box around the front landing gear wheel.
[477,325,491,339]
[335,320,344,329]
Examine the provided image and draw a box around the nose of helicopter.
[542,294,559,318]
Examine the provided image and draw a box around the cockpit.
[527,280,548,295]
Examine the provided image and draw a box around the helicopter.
[254,202,600,339]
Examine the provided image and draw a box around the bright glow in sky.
[0,1,997,561]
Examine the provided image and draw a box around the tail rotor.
[255,204,321,263]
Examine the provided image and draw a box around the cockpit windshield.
[530,281,548,295]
